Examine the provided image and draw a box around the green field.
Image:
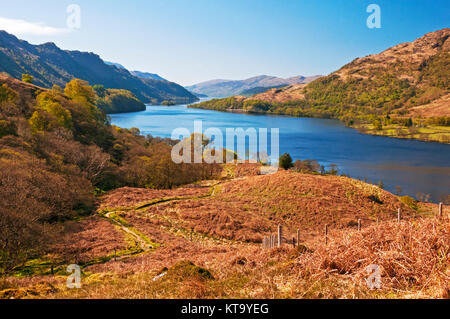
[356,124,450,143]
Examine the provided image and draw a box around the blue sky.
[0,0,448,85]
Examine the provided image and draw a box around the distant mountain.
[105,62,167,82]
[104,61,127,70]
[190,91,208,98]
[186,75,321,97]
[0,31,198,105]
[130,71,166,81]
[239,85,287,96]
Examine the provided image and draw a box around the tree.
[279,153,293,170]
[93,85,106,98]
[22,74,33,84]
[64,79,97,105]
[373,119,383,131]
[328,164,339,175]
[405,118,413,127]
[293,159,320,173]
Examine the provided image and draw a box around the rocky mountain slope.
[0,31,197,104]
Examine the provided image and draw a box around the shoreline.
[187,105,450,145]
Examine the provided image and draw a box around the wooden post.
[358,219,361,231]
[296,229,300,246]
[439,202,443,218]
[277,225,282,248]
[325,224,329,246]
[397,208,401,222]
[292,237,296,248]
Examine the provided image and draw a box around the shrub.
[279,153,293,170]
[21,74,33,84]
[400,195,418,211]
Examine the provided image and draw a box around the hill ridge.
[0,30,197,105]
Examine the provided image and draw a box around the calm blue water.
[110,103,450,202]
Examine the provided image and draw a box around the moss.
[166,261,214,281]
[400,196,419,211]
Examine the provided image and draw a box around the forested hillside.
[93,85,146,114]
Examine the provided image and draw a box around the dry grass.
[99,185,211,210]
[6,216,445,299]
[1,167,448,299]
[50,216,128,264]
[168,171,414,242]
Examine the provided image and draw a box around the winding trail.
[100,182,222,259]
[105,212,153,252]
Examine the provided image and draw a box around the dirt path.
[105,212,153,253]
[101,182,223,259]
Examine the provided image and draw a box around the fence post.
[358,219,361,231]
[278,225,282,248]
[296,229,300,246]
[397,208,401,222]
[439,202,443,219]
[325,224,329,246]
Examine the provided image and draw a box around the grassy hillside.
[190,29,450,143]
[0,31,198,105]
[0,166,447,299]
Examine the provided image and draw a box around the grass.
[1,166,448,299]
[357,124,450,143]
[14,214,447,299]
